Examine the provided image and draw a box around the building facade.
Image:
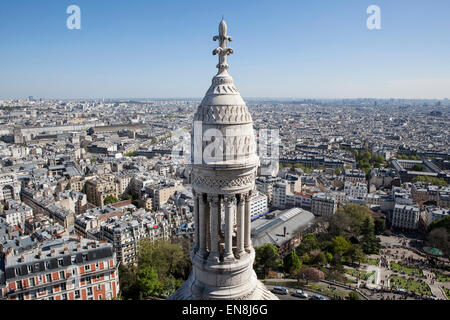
[0,237,119,300]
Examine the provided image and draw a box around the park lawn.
[443,287,450,299]
[263,280,349,299]
[345,268,375,280]
[434,272,450,283]
[366,258,380,266]
[390,275,432,296]
[390,262,424,278]
[306,283,349,299]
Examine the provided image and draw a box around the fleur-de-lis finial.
[213,18,233,72]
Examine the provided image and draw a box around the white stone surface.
[170,19,277,301]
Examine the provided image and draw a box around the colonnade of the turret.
[192,190,252,264]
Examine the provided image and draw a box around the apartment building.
[0,237,119,300]
[85,176,118,207]
[391,204,420,230]
[311,193,337,216]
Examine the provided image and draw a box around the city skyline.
[1,0,450,100]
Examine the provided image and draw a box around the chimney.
[283,226,287,237]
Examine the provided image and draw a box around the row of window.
[14,284,108,300]
[15,254,95,276]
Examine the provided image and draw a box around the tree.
[331,236,351,256]
[118,264,139,300]
[300,253,311,265]
[374,218,386,235]
[348,291,361,300]
[293,267,325,284]
[138,239,191,281]
[137,239,191,297]
[136,266,160,298]
[254,244,281,278]
[327,204,374,239]
[103,194,119,205]
[283,251,301,273]
[344,244,366,267]
[428,215,450,233]
[426,227,449,257]
[361,217,381,254]
[311,251,327,267]
[295,234,320,257]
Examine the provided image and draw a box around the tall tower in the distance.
[169,19,278,300]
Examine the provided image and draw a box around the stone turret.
[169,19,277,300]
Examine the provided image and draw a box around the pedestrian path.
[423,270,447,300]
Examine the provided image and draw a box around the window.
[85,264,90,271]
[30,278,36,286]
[97,284,101,291]
[96,275,101,281]
[82,254,88,262]
[38,275,42,283]
[45,261,50,269]
[48,286,53,294]
[98,294,102,300]
[48,296,54,300]
[61,283,66,291]
[58,259,64,267]
[62,293,67,300]
[59,271,65,279]
[86,276,92,284]
[15,268,21,276]
[27,265,33,273]
[71,255,76,264]
[72,268,77,275]
[46,274,52,282]
[39,288,45,295]
[87,287,92,296]
[35,263,40,271]
[16,280,23,289]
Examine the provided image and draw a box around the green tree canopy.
[254,243,281,277]
[348,291,361,300]
[103,194,119,205]
[344,244,366,266]
[136,266,160,298]
[428,215,450,233]
[295,233,320,257]
[283,251,302,273]
[331,236,351,256]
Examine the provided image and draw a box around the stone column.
[244,192,252,252]
[193,191,199,251]
[223,195,235,261]
[207,195,220,263]
[197,193,207,257]
[236,194,245,258]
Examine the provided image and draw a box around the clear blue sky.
[1,0,449,99]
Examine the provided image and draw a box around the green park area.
[390,275,432,296]
[263,280,350,299]
[345,268,375,281]
[434,272,450,283]
[443,287,450,299]
[366,258,380,266]
[390,262,424,278]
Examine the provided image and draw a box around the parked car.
[272,286,289,295]
[310,294,328,300]
[292,290,308,298]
